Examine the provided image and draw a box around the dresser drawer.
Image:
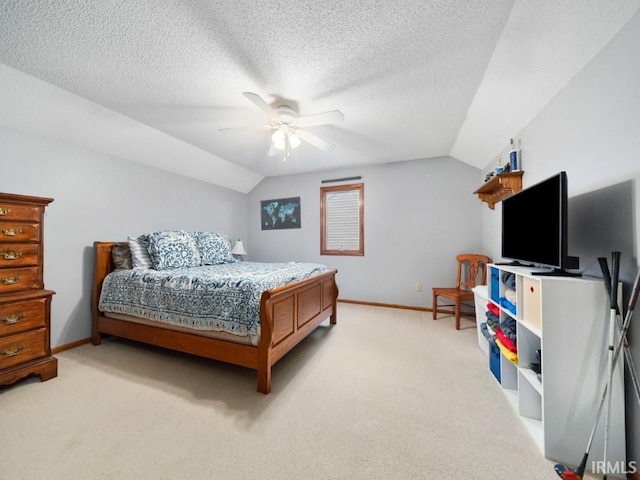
[0,222,39,243]
[0,328,46,369]
[0,267,40,294]
[0,203,41,222]
[0,243,39,268]
[0,298,47,336]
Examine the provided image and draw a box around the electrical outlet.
[415,283,422,292]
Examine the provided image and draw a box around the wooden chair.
[432,253,491,330]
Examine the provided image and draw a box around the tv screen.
[501,171,579,274]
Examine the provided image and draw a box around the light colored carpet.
[1,304,589,479]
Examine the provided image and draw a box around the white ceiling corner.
[0,0,638,191]
[451,0,640,168]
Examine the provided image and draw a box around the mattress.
[98,261,328,345]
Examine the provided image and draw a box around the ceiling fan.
[219,92,344,160]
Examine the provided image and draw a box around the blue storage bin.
[489,341,501,383]
[490,267,500,304]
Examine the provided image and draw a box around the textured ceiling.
[0,1,638,191]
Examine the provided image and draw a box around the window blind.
[325,189,360,252]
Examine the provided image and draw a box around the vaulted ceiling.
[0,1,638,192]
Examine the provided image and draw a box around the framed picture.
[261,197,301,230]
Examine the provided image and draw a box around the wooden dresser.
[0,193,57,386]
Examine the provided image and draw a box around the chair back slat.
[455,253,490,291]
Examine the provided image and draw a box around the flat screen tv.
[501,171,580,276]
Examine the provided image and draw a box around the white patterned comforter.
[98,261,328,345]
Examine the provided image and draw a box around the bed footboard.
[258,269,338,393]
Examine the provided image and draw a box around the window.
[320,183,364,255]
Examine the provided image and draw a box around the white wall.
[248,156,484,308]
[0,125,247,348]
[480,10,640,465]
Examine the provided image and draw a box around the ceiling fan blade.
[295,110,344,128]
[243,92,280,123]
[295,129,335,151]
[218,124,273,133]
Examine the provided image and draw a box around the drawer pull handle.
[1,250,22,260]
[0,276,20,285]
[0,228,22,236]
[1,313,26,325]
[0,208,10,216]
[1,344,24,358]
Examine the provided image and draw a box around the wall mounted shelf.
[473,171,524,209]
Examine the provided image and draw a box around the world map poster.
[260,197,301,230]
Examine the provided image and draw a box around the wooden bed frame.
[90,241,338,394]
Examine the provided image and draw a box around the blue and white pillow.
[194,231,236,265]
[147,230,202,270]
[127,234,154,269]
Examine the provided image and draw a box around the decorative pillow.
[194,231,236,265]
[127,234,154,269]
[111,242,132,270]
[147,230,202,270]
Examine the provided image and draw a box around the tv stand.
[485,263,625,471]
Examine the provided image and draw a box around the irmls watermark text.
[591,460,637,475]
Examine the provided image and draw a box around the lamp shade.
[231,240,247,256]
[272,127,301,150]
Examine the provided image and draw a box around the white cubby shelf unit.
[485,264,625,476]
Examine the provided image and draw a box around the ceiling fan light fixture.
[288,132,301,149]
[271,127,301,150]
[221,92,342,156]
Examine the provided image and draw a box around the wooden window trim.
[320,183,364,256]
